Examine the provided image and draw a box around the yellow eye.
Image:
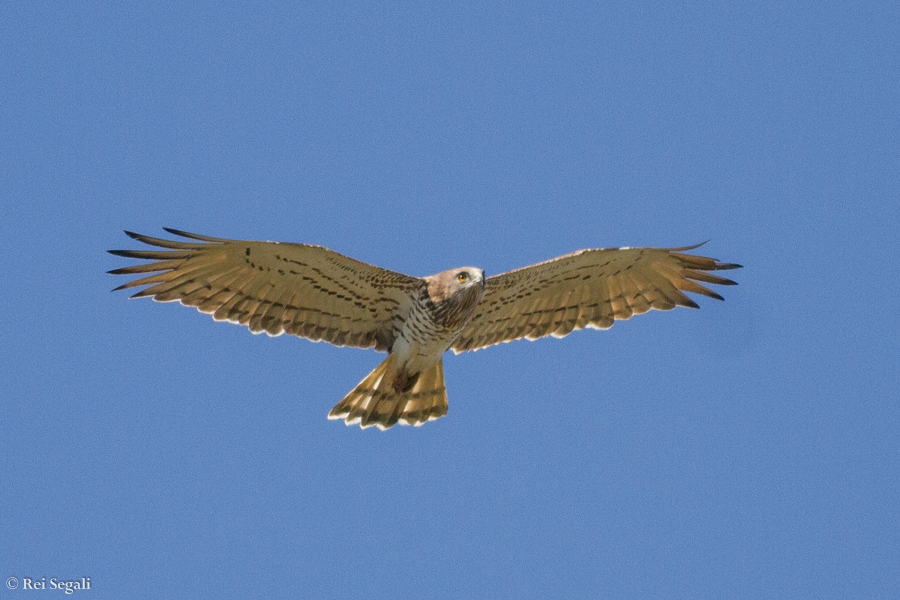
[457,272,468,283]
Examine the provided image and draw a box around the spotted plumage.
[109,229,741,430]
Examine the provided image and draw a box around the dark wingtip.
[162,227,201,238]
[670,241,709,252]
[161,227,226,243]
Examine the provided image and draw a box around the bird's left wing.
[109,229,421,350]
[451,243,740,353]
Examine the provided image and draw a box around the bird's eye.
[457,273,468,283]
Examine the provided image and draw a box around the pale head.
[424,267,486,329]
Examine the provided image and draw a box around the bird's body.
[393,269,486,377]
[109,229,740,430]
[326,267,485,428]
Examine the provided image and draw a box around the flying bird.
[109,229,741,430]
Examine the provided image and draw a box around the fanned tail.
[328,355,448,430]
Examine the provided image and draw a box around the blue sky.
[2,1,897,598]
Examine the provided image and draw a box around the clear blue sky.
[2,2,897,598]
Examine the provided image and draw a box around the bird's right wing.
[109,229,421,350]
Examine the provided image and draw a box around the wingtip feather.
[669,240,709,252]
[717,262,743,270]
[162,227,226,243]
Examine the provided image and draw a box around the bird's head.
[425,267,486,327]
[450,267,485,288]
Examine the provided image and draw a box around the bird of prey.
[109,229,741,430]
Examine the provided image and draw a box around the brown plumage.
[109,229,741,430]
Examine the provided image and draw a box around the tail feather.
[328,356,448,430]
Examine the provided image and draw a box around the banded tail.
[328,355,448,430]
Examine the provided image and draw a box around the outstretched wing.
[452,243,740,353]
[109,229,422,350]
